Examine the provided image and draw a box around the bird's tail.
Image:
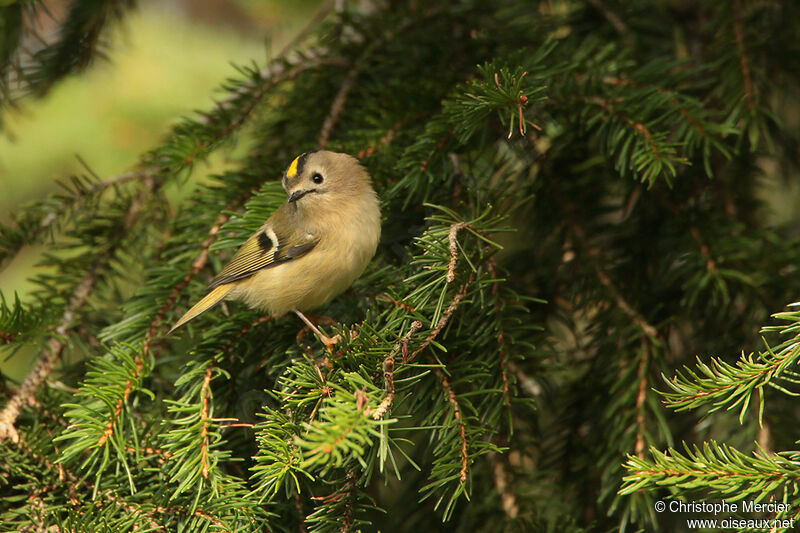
[168,284,233,334]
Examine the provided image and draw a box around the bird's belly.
[229,240,372,316]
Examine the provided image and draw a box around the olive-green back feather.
[208,207,319,289]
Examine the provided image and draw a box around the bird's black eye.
[312,172,324,184]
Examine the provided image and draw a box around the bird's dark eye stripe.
[258,232,273,252]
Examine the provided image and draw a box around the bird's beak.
[288,189,316,203]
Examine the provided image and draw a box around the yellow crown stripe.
[286,155,302,178]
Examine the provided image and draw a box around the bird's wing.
[207,219,318,289]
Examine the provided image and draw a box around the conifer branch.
[356,116,417,159]
[407,274,474,362]
[97,353,143,447]
[376,294,416,312]
[318,62,360,149]
[598,75,710,139]
[434,367,468,483]
[198,49,344,129]
[221,315,273,363]
[11,435,167,530]
[621,441,800,500]
[592,261,659,339]
[0,256,101,443]
[488,260,511,407]
[147,211,232,345]
[276,0,337,58]
[446,222,470,282]
[656,186,723,276]
[588,96,661,159]
[372,320,422,420]
[200,364,214,479]
[660,305,800,421]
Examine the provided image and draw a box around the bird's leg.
[294,310,341,352]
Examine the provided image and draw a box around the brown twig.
[0,173,159,443]
[447,222,470,282]
[406,274,474,362]
[99,198,245,448]
[317,62,361,149]
[357,116,421,159]
[371,321,423,420]
[434,367,469,483]
[277,0,336,58]
[0,259,101,443]
[200,364,214,479]
[487,260,511,407]
[592,263,658,339]
[376,294,416,312]
[199,49,346,129]
[294,490,308,533]
[587,96,661,157]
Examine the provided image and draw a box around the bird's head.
[282,151,374,213]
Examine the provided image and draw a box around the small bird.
[169,151,381,349]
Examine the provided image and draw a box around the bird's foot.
[294,310,342,353]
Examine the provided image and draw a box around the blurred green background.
[0,0,321,379]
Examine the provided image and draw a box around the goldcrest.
[170,151,381,347]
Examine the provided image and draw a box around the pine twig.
[371,320,422,420]
[198,49,346,129]
[591,260,658,339]
[200,364,214,479]
[0,258,101,443]
[658,193,719,274]
[406,274,474,362]
[12,435,167,531]
[277,0,337,58]
[587,96,661,158]
[98,199,245,448]
[357,116,417,159]
[487,260,511,407]
[317,61,361,149]
[434,367,469,483]
[446,222,470,282]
